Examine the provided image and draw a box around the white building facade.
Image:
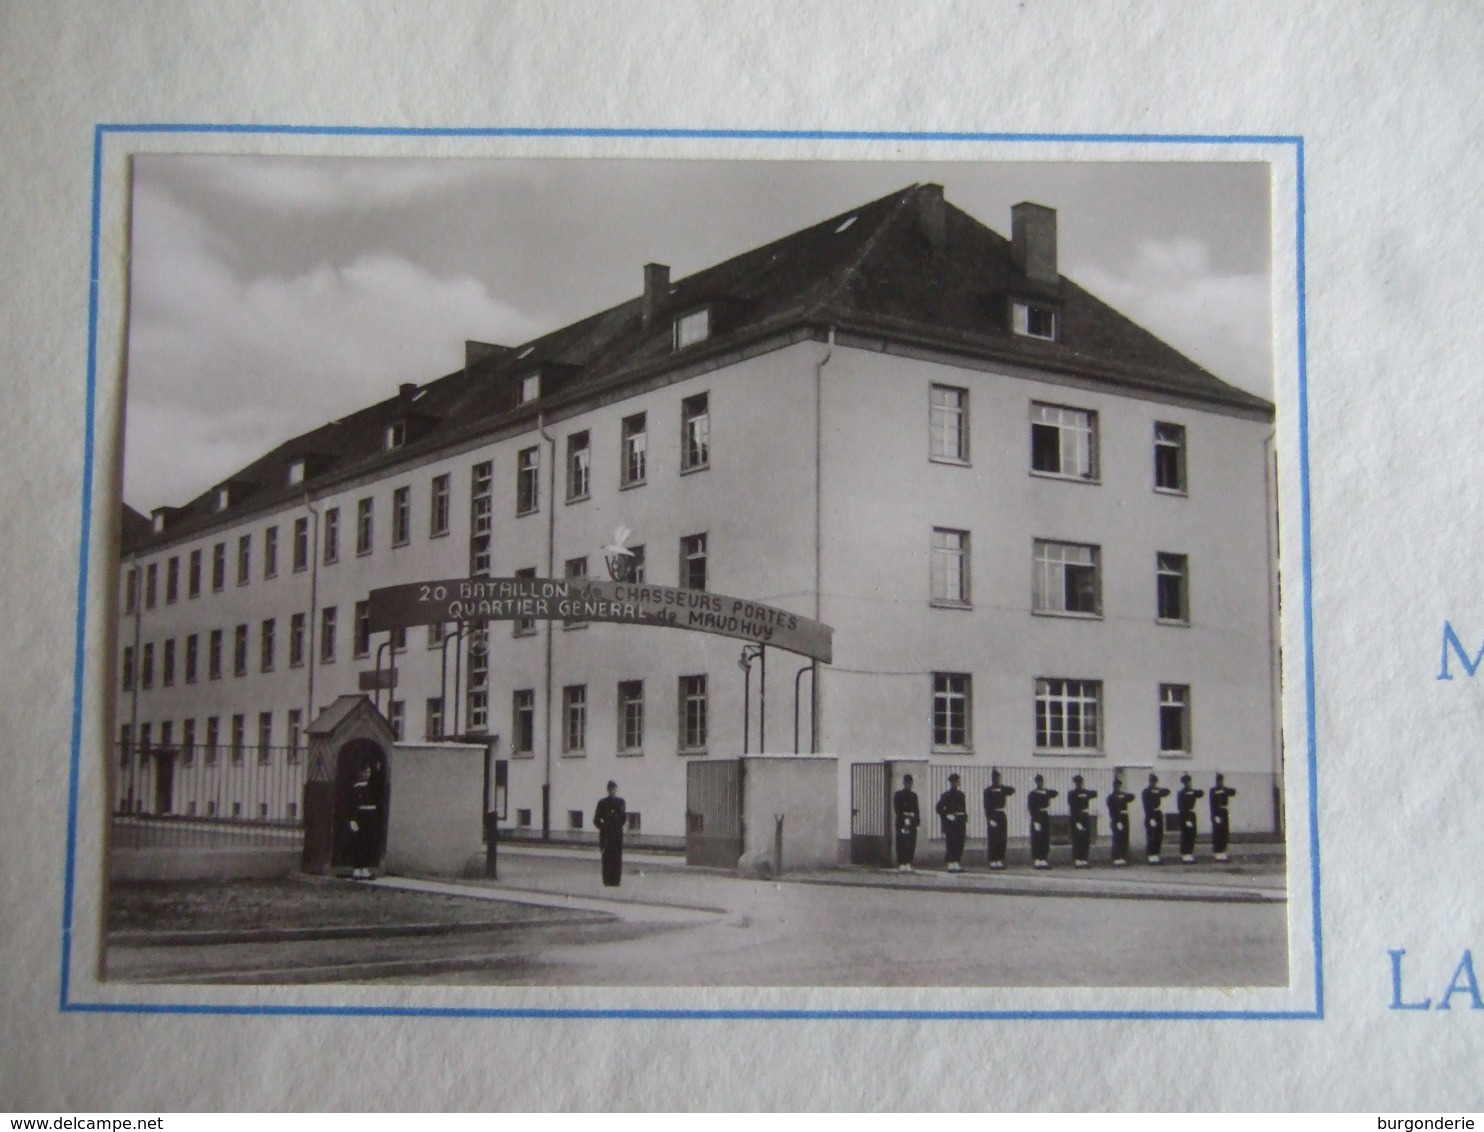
[114,184,1280,848]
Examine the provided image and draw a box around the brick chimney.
[642,262,671,328]
[1011,202,1058,286]
[915,183,946,252]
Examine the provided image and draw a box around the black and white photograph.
[105,155,1288,989]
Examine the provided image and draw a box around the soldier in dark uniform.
[1176,773,1205,863]
[935,773,968,873]
[1105,776,1136,866]
[1142,773,1171,864]
[592,780,627,887]
[1027,774,1058,869]
[982,769,1016,869]
[893,774,920,872]
[1067,775,1098,868]
[1209,773,1238,861]
[347,762,382,879]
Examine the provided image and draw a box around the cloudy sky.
[123,156,1272,511]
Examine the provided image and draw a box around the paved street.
[108,845,1288,987]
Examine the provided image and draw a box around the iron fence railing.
[111,742,307,848]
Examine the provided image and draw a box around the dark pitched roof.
[128,184,1271,552]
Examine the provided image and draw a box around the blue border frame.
[63,125,1318,1020]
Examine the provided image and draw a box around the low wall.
[383,742,486,876]
[741,755,838,871]
[109,847,300,882]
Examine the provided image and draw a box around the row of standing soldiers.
[893,771,1238,871]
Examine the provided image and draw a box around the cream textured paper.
[1,0,1480,1111]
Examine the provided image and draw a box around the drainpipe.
[538,412,557,840]
[812,328,834,755]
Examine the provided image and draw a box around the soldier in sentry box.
[893,774,920,873]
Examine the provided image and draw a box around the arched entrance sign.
[368,576,833,663]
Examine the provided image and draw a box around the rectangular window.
[125,567,139,613]
[568,809,584,831]
[931,528,970,606]
[680,533,707,591]
[287,459,305,486]
[121,645,135,691]
[293,517,309,572]
[233,624,249,676]
[138,723,151,752]
[681,393,710,472]
[516,447,540,515]
[287,709,303,756]
[618,680,644,754]
[519,373,540,404]
[289,612,306,668]
[428,622,446,648]
[212,543,226,591]
[391,485,411,546]
[674,308,710,349]
[1033,540,1101,616]
[1148,419,1187,493]
[430,473,451,537]
[162,638,176,687]
[388,700,404,742]
[467,638,489,731]
[516,808,532,828]
[356,497,373,556]
[323,508,340,564]
[566,431,591,501]
[208,629,223,681]
[257,711,273,757]
[204,716,220,765]
[425,697,444,741]
[166,556,180,603]
[390,626,406,653]
[621,412,647,486]
[141,642,154,689]
[260,618,275,672]
[1030,402,1098,480]
[354,600,371,658]
[263,526,278,578]
[188,550,201,598]
[930,384,969,462]
[230,714,246,764]
[1035,678,1102,753]
[159,721,173,755]
[1012,301,1057,340]
[1160,684,1191,754]
[679,675,708,752]
[627,812,642,834]
[512,689,535,755]
[563,684,587,753]
[184,634,198,683]
[932,672,971,749]
[563,557,588,628]
[320,606,337,664]
[181,718,196,765]
[237,534,251,586]
[470,460,493,575]
[513,566,537,636]
[1157,553,1190,623]
[385,421,406,450]
[145,563,157,609]
[625,544,646,583]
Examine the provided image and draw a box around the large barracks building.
[114,183,1282,856]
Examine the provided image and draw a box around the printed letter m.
[1438,622,1484,680]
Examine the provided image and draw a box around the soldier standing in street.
[982,769,1016,869]
[1068,775,1098,868]
[1177,773,1205,863]
[935,773,968,873]
[1106,776,1136,866]
[893,773,920,873]
[1209,773,1239,861]
[1143,773,1171,864]
[592,780,627,887]
[1028,774,1059,869]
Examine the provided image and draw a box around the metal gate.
[849,761,891,866]
[685,759,744,867]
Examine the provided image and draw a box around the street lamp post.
[739,643,763,754]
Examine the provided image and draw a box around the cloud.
[1072,237,1272,396]
[123,181,546,508]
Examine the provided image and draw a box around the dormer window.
[1012,301,1057,341]
[287,460,306,486]
[518,374,540,404]
[673,308,710,350]
[215,487,231,512]
[384,421,406,451]
[152,512,166,534]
